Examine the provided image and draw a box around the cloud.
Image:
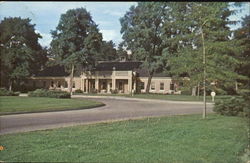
[103,10,124,17]
[100,29,119,41]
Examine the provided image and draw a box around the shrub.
[28,89,48,97]
[75,89,83,93]
[89,88,98,94]
[180,88,191,95]
[28,89,71,98]
[213,97,246,116]
[111,89,118,94]
[239,89,250,117]
[0,88,20,96]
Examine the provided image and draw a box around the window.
[51,81,54,87]
[64,81,68,88]
[43,81,46,87]
[119,82,123,90]
[73,81,75,88]
[33,81,36,88]
[170,83,174,90]
[102,81,107,89]
[151,82,155,90]
[160,83,164,90]
[140,82,145,90]
[57,81,61,88]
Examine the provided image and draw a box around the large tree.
[116,43,129,61]
[234,15,250,89]
[167,2,246,95]
[120,2,169,93]
[164,2,247,118]
[0,17,48,90]
[50,8,103,94]
[97,40,117,61]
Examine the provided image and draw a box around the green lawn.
[0,114,248,162]
[77,93,233,102]
[0,96,104,115]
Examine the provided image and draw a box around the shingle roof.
[135,68,170,77]
[34,61,170,77]
[34,65,69,77]
[94,61,142,71]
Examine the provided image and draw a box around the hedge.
[213,94,249,117]
[28,89,71,98]
[0,88,20,96]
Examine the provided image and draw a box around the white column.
[128,78,132,94]
[95,78,99,91]
[112,78,116,90]
[133,80,136,92]
[86,79,89,93]
[82,79,85,92]
[107,81,111,93]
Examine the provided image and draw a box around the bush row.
[213,90,250,117]
[28,89,71,98]
[0,88,20,96]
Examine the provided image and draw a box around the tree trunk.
[201,27,206,119]
[145,71,154,93]
[235,81,238,93]
[191,86,197,96]
[69,65,74,95]
[9,79,12,91]
[197,82,200,98]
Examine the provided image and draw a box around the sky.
[0,2,249,48]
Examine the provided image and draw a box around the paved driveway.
[0,96,213,135]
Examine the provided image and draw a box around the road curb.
[72,95,214,105]
[0,103,105,116]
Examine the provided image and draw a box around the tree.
[97,40,117,61]
[116,43,129,61]
[166,2,246,118]
[120,2,168,93]
[50,8,103,94]
[0,17,47,91]
[234,15,250,90]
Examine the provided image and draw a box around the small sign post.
[211,91,216,102]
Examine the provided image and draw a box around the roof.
[135,68,170,77]
[34,65,69,77]
[33,61,170,77]
[94,61,142,71]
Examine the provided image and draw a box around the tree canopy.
[167,2,247,95]
[50,8,103,93]
[98,40,118,61]
[120,2,247,95]
[120,2,168,92]
[0,17,48,90]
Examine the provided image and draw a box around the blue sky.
[0,2,249,48]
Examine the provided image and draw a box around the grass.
[0,114,248,162]
[77,93,233,102]
[0,96,104,115]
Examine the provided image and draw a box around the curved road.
[0,96,213,135]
